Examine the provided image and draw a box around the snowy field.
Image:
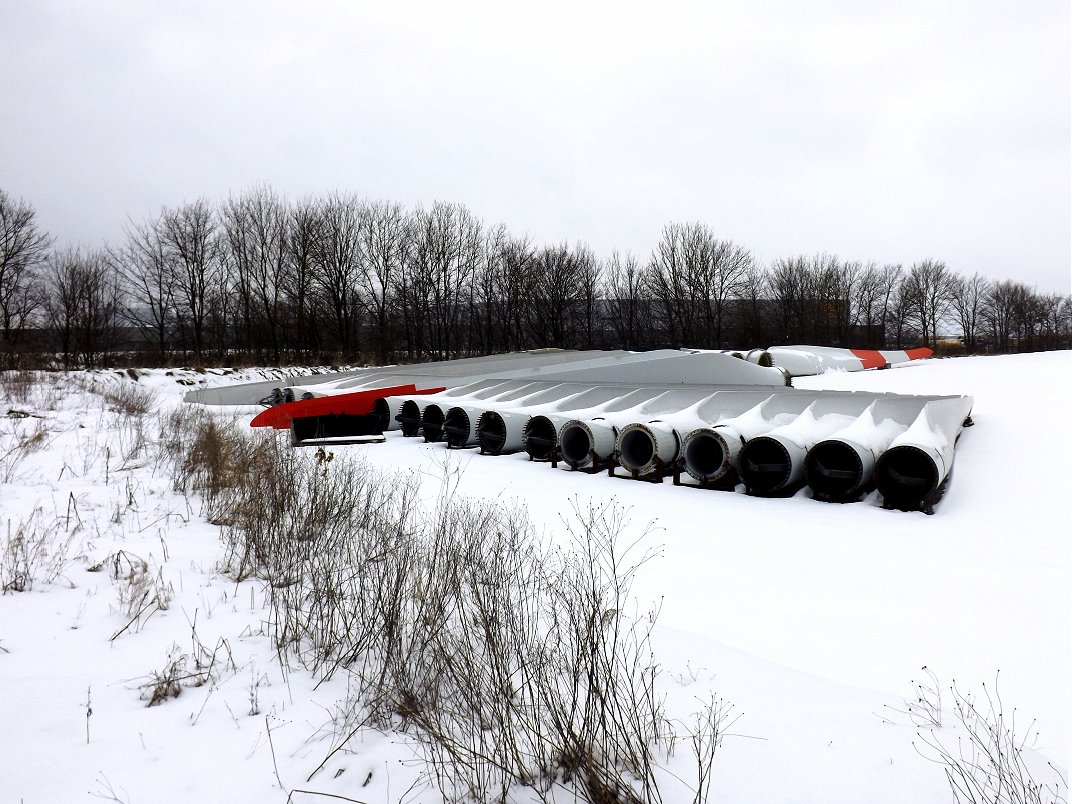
[1,352,1068,803]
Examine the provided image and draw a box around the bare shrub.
[165,414,731,803]
[99,382,156,417]
[0,415,48,483]
[878,666,944,728]
[2,507,77,592]
[140,647,186,706]
[113,414,150,465]
[11,381,724,798]
[912,672,1067,804]
[112,551,153,616]
[1,370,37,405]
[689,695,738,804]
[98,550,175,638]
[156,403,204,475]
[176,414,275,511]
[137,634,235,708]
[158,405,283,524]
[353,497,689,804]
[187,618,236,688]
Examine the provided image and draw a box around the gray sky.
[2,1,1069,293]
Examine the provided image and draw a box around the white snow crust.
[1,353,1068,802]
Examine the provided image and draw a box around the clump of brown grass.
[2,507,78,593]
[99,382,156,417]
[1,370,37,405]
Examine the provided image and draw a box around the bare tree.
[160,199,218,366]
[574,242,603,348]
[948,272,990,352]
[901,260,954,348]
[526,242,583,348]
[982,280,1023,352]
[469,223,514,355]
[704,238,752,347]
[311,194,364,357]
[42,248,120,368]
[220,186,291,363]
[828,259,862,345]
[111,214,177,359]
[877,264,904,347]
[851,262,885,348]
[408,202,482,358]
[799,254,844,345]
[603,251,648,350]
[496,234,535,352]
[1009,283,1043,351]
[203,281,234,362]
[1057,296,1072,350]
[735,259,767,346]
[645,222,706,347]
[1036,292,1072,351]
[392,211,430,360]
[767,255,808,344]
[360,200,407,363]
[885,272,918,349]
[852,262,905,348]
[0,190,51,358]
[286,197,323,358]
[22,183,1072,366]
[767,254,859,346]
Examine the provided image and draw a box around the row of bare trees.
[2,187,1069,368]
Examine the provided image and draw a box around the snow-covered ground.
[1,353,1068,803]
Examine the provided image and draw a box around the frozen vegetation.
[1,353,1068,803]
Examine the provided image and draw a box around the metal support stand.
[609,457,671,483]
[671,462,738,491]
[550,447,617,474]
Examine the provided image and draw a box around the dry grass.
[0,417,48,483]
[2,507,78,593]
[1,370,38,405]
[99,382,156,417]
[169,414,730,804]
[3,370,733,803]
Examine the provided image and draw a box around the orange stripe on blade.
[849,349,888,369]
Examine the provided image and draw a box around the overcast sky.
[2,1,1069,292]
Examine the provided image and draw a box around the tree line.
[1,186,1069,369]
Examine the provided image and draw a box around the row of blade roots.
[390,396,969,511]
